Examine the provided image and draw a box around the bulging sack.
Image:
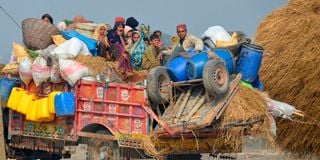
[19,57,33,85]
[59,59,89,86]
[32,56,51,86]
[50,37,90,59]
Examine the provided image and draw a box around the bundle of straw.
[255,0,320,157]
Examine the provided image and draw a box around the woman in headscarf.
[107,22,126,61]
[93,24,110,60]
[130,31,146,70]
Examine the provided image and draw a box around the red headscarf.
[114,16,125,24]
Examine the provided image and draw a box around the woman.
[107,22,126,61]
[130,32,146,70]
[117,50,134,81]
[126,31,140,52]
[93,24,110,59]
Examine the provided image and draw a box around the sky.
[0,0,287,64]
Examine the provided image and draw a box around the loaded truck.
[1,53,248,160]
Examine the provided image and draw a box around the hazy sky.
[0,0,287,64]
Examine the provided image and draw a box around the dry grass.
[146,86,276,156]
[255,0,320,156]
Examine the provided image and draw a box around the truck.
[2,56,251,160]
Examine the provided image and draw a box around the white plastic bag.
[50,37,90,59]
[201,26,231,45]
[59,59,89,86]
[267,99,296,119]
[19,57,33,85]
[32,56,51,86]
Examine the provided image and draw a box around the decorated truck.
[0,18,279,160]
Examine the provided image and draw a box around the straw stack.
[255,0,320,157]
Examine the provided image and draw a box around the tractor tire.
[203,59,230,99]
[146,66,171,105]
[87,129,120,160]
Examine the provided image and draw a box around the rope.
[0,5,21,30]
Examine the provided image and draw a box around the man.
[165,24,204,63]
[141,34,163,70]
[175,24,204,53]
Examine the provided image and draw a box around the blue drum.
[236,43,264,82]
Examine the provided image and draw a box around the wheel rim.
[212,65,228,88]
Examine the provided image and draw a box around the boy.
[141,34,163,70]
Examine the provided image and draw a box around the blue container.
[167,56,189,82]
[251,74,264,91]
[212,48,235,74]
[54,92,75,116]
[236,44,264,82]
[62,30,98,56]
[0,78,21,102]
[186,52,209,79]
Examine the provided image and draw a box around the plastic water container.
[201,26,231,45]
[37,97,54,122]
[212,48,235,74]
[26,99,39,122]
[16,92,36,115]
[7,87,25,111]
[0,78,21,102]
[54,92,75,116]
[48,91,61,114]
[186,52,209,79]
[236,43,264,82]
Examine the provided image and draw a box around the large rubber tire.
[203,59,230,99]
[87,129,120,160]
[146,66,171,105]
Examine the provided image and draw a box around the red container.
[75,80,149,135]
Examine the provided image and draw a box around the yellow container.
[26,99,39,122]
[48,91,61,114]
[16,92,35,115]
[7,87,25,111]
[36,97,54,122]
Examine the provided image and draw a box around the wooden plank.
[0,99,6,160]
[195,74,241,128]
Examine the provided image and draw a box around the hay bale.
[255,0,320,156]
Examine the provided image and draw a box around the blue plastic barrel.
[0,78,21,102]
[167,56,189,82]
[212,48,235,74]
[250,74,264,91]
[186,52,209,79]
[54,92,75,116]
[236,43,264,82]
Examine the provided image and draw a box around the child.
[141,34,163,70]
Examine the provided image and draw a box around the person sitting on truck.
[93,24,110,60]
[107,22,126,61]
[41,14,53,24]
[175,23,204,53]
[141,34,164,70]
[165,24,204,63]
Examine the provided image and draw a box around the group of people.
[41,14,207,81]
